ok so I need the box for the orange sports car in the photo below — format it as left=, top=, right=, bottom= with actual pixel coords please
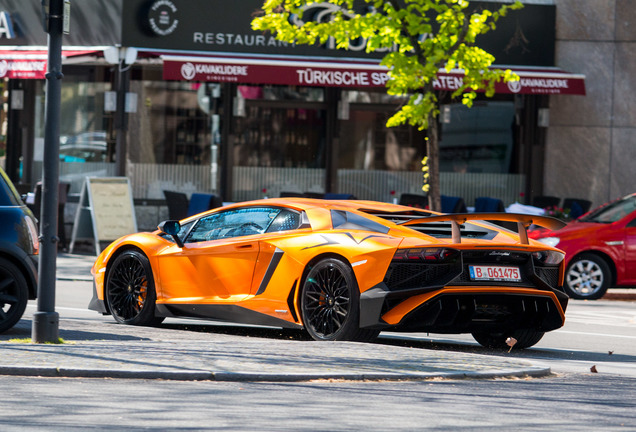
left=90, top=198, right=568, bottom=349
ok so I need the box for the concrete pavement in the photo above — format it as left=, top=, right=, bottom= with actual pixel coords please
left=0, top=253, right=632, bottom=382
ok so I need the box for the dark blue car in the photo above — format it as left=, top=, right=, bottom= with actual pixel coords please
left=0, top=167, right=38, bottom=333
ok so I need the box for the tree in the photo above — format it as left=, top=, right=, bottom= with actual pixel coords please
left=252, top=0, right=522, bottom=211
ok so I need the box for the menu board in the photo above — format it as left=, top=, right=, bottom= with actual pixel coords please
left=88, top=178, right=137, bottom=241
left=70, top=177, right=137, bottom=254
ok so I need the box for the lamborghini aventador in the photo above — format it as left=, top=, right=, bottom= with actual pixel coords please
left=90, top=198, right=568, bottom=349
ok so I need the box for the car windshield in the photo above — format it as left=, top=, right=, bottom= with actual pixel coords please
left=579, top=195, right=636, bottom=223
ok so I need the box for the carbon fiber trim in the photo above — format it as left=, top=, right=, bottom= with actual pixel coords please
left=255, top=248, right=284, bottom=296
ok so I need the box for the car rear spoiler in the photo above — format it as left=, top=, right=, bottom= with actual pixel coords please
left=400, top=213, right=566, bottom=245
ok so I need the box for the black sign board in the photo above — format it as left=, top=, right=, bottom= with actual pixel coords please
left=122, top=0, right=555, bottom=66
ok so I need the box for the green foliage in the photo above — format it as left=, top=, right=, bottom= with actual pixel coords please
left=8, top=337, right=67, bottom=344
left=253, top=0, right=522, bottom=129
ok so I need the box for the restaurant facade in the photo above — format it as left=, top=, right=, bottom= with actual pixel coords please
left=0, top=0, right=589, bottom=217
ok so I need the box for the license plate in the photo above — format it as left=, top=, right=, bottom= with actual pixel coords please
left=469, top=265, right=521, bottom=282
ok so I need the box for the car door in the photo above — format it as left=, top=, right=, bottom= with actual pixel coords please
left=156, top=207, right=278, bottom=303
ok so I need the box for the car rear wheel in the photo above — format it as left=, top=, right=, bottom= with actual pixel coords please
left=472, top=329, right=545, bottom=350
left=564, top=253, right=611, bottom=300
left=106, top=250, right=164, bottom=326
left=301, top=258, right=378, bottom=342
left=0, top=257, right=29, bottom=333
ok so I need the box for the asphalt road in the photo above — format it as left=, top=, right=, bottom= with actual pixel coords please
left=1, top=364, right=634, bottom=431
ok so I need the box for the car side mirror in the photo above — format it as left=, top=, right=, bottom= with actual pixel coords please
left=158, top=220, right=184, bottom=248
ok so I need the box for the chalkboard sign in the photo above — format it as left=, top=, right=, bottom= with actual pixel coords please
left=70, top=177, right=138, bottom=254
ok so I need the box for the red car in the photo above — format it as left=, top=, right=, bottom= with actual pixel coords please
left=531, top=193, right=636, bottom=299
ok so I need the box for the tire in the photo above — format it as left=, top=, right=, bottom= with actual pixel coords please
left=0, top=257, right=29, bottom=333
left=564, top=253, right=611, bottom=300
left=300, top=258, right=378, bottom=342
left=472, top=329, right=545, bottom=350
left=106, top=250, right=164, bottom=326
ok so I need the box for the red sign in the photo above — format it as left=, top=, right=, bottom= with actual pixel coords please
left=0, top=58, right=46, bottom=79
left=163, top=57, right=389, bottom=88
left=435, top=70, right=586, bottom=96
left=163, top=56, right=586, bottom=96
left=0, top=50, right=103, bottom=80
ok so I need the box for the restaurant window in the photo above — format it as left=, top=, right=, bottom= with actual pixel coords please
left=232, top=85, right=326, bottom=168
left=34, top=69, right=113, bottom=163
left=439, top=101, right=516, bottom=173
left=338, top=90, right=424, bottom=171
left=127, top=80, right=212, bottom=165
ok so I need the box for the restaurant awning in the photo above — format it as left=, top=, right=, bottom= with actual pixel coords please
left=162, top=54, right=586, bottom=96
left=0, top=49, right=103, bottom=79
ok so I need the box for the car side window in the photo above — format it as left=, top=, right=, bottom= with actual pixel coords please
left=186, top=207, right=290, bottom=243
left=266, top=209, right=301, bottom=233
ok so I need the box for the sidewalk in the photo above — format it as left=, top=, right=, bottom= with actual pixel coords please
left=1, top=314, right=551, bottom=382
left=0, top=253, right=630, bottom=383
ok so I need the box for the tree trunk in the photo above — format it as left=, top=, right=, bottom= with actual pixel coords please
left=426, top=112, right=441, bottom=212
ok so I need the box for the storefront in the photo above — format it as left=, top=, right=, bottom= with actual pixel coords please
left=0, top=0, right=586, bottom=209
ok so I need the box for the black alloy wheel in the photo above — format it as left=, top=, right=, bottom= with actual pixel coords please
left=106, top=250, right=164, bottom=326
left=0, top=257, right=29, bottom=333
left=301, top=258, right=378, bottom=342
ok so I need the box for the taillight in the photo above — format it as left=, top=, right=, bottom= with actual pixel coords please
left=532, top=250, right=564, bottom=265
left=393, top=247, right=459, bottom=262
left=24, top=215, right=39, bottom=255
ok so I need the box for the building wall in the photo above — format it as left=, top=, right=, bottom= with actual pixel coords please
left=547, top=0, right=636, bottom=207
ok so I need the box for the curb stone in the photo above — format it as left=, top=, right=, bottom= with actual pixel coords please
left=0, top=365, right=552, bottom=382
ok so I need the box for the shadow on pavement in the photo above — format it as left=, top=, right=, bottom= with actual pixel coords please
left=160, top=322, right=313, bottom=341
left=376, top=333, right=636, bottom=365
left=0, top=319, right=150, bottom=342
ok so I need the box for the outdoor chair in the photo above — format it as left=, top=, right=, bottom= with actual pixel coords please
left=441, top=195, right=467, bottom=213
left=163, top=190, right=189, bottom=220
left=324, top=193, right=356, bottom=200
left=280, top=191, right=304, bottom=197
left=563, top=198, right=592, bottom=219
left=474, top=197, right=506, bottom=213
left=31, top=182, right=70, bottom=250
left=532, top=195, right=561, bottom=209
left=399, top=193, right=428, bottom=209
left=187, top=193, right=223, bottom=217
left=303, top=192, right=326, bottom=199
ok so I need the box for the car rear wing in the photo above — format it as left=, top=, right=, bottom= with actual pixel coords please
left=400, top=213, right=566, bottom=245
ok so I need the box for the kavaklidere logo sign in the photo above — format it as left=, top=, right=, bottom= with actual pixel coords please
left=507, top=80, right=522, bottom=93
left=0, top=60, right=8, bottom=77
left=147, top=0, right=179, bottom=36
left=181, top=62, right=196, bottom=80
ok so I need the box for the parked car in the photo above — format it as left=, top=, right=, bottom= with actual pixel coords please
left=531, top=193, right=636, bottom=300
left=90, top=198, right=568, bottom=349
left=0, top=167, right=39, bottom=332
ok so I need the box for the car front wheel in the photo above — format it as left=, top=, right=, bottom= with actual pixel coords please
left=564, top=253, right=611, bottom=300
left=106, top=250, right=164, bottom=326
